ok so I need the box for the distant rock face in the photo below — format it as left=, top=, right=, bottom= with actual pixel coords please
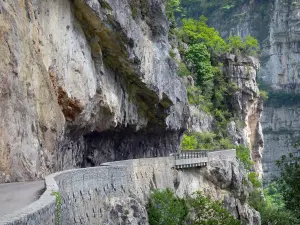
left=260, top=0, right=300, bottom=90
left=261, top=106, right=300, bottom=181
left=0, top=0, right=189, bottom=182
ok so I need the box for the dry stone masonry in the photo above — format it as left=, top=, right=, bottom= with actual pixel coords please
left=0, top=150, right=260, bottom=225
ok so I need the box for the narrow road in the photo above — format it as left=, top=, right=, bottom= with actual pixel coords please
left=0, top=181, right=44, bottom=217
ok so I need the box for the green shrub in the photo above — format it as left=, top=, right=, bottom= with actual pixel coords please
left=248, top=172, right=262, bottom=188
left=178, top=61, right=191, bottom=77
left=219, top=138, right=234, bottom=149
left=181, top=132, right=234, bottom=150
left=187, top=87, right=212, bottom=113
left=244, top=35, right=260, bottom=55
left=186, top=192, right=241, bottom=225
left=196, top=132, right=217, bottom=150
left=181, top=134, right=198, bottom=150
left=259, top=90, right=268, bottom=101
left=147, top=189, right=240, bottom=225
left=132, top=7, right=138, bottom=19
left=169, top=49, right=176, bottom=58
left=249, top=183, right=300, bottom=225
left=236, top=145, right=253, bottom=170
left=147, top=189, right=188, bottom=225
left=227, top=35, right=244, bottom=54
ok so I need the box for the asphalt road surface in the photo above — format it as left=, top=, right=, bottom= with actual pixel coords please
left=0, top=181, right=44, bottom=217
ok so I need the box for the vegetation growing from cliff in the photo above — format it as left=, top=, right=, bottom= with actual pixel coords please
left=147, top=189, right=188, bottom=225
left=181, top=132, right=234, bottom=150
left=181, top=17, right=259, bottom=55
left=236, top=145, right=253, bottom=170
left=248, top=153, right=300, bottom=225
left=171, top=12, right=259, bottom=138
left=249, top=182, right=300, bottom=225
left=258, top=80, right=300, bottom=107
left=276, top=153, right=300, bottom=218
left=147, top=189, right=240, bottom=225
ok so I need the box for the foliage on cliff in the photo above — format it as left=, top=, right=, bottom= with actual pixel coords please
left=248, top=154, right=300, bottom=225
left=171, top=10, right=259, bottom=139
left=147, top=189, right=240, bottom=225
left=276, top=154, right=300, bottom=218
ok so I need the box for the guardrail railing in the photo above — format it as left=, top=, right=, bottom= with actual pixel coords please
left=171, top=150, right=209, bottom=169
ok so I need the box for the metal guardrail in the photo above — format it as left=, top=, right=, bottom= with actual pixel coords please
left=171, top=149, right=236, bottom=169
left=171, top=150, right=209, bottom=169
left=172, top=151, right=208, bottom=160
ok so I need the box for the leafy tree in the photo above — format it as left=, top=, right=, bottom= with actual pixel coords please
left=181, top=134, right=198, bottom=150
left=182, top=16, right=228, bottom=53
left=186, top=192, right=240, bottom=225
left=166, top=0, right=181, bottom=22
left=147, top=189, right=188, bottom=225
left=227, top=35, right=244, bottom=54
left=248, top=172, right=261, bottom=188
left=276, top=153, right=300, bottom=217
left=249, top=182, right=300, bottom=225
left=185, top=43, right=214, bottom=89
left=147, top=190, right=240, bottom=225
left=227, top=35, right=259, bottom=55
left=244, top=35, right=259, bottom=55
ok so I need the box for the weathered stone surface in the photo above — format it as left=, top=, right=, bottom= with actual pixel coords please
left=0, top=0, right=189, bottom=182
left=0, top=156, right=259, bottom=225
left=261, top=106, right=300, bottom=181
left=102, top=197, right=148, bottom=225
left=222, top=54, right=264, bottom=176
left=187, top=105, right=214, bottom=133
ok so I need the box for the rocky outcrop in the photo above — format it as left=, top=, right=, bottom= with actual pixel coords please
left=222, top=54, right=264, bottom=175
left=0, top=0, right=189, bottom=182
left=185, top=54, right=264, bottom=175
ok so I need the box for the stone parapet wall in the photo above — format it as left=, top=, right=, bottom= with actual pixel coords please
left=0, top=150, right=237, bottom=225
left=208, top=150, right=236, bottom=162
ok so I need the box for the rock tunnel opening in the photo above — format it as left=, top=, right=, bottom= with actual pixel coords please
left=82, top=129, right=183, bottom=168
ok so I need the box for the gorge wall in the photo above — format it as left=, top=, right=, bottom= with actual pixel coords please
left=0, top=0, right=189, bottom=183
left=189, top=0, right=300, bottom=182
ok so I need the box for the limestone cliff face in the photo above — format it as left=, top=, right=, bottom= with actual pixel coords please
left=192, top=0, right=300, bottom=182
left=261, top=106, right=300, bottom=181
left=222, top=55, right=264, bottom=175
left=187, top=54, right=264, bottom=175
left=0, top=0, right=189, bottom=182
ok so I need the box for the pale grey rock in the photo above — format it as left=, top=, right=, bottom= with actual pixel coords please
left=222, top=54, right=264, bottom=176
left=187, top=106, right=214, bottom=133
left=262, top=106, right=300, bottom=182
left=0, top=0, right=189, bottom=182
left=227, top=121, right=243, bottom=146
left=102, top=197, right=148, bottom=225
left=260, top=0, right=300, bottom=90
